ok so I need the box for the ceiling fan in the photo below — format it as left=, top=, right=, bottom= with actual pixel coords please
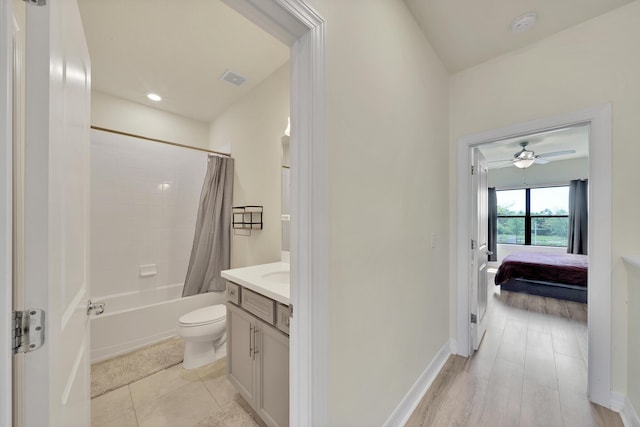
left=491, top=141, right=576, bottom=169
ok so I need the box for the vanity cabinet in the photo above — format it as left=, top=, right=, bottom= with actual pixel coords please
left=227, top=300, right=289, bottom=427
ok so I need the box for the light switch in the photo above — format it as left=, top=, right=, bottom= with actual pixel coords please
left=431, top=233, right=438, bottom=249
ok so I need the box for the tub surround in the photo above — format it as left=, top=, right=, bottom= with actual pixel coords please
left=221, top=262, right=290, bottom=305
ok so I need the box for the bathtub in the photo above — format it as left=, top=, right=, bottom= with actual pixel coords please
left=90, top=283, right=224, bottom=362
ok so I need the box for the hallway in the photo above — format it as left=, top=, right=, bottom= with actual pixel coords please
left=406, top=283, right=623, bottom=427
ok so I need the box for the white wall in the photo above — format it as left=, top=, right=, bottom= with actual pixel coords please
left=90, top=129, right=206, bottom=299
left=624, top=259, right=640, bottom=422
left=488, top=157, right=588, bottom=189
left=307, top=1, right=450, bottom=425
left=450, top=0, right=640, bottom=399
left=91, top=91, right=210, bottom=150
left=209, top=64, right=289, bottom=268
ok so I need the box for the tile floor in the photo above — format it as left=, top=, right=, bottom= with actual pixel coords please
left=406, top=277, right=623, bottom=427
left=91, top=357, right=267, bottom=427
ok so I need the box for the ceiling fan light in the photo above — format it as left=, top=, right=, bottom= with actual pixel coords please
left=514, top=158, right=535, bottom=169
left=517, top=151, right=535, bottom=160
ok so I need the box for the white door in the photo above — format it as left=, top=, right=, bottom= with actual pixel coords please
left=21, top=1, right=92, bottom=426
left=470, top=148, right=489, bottom=350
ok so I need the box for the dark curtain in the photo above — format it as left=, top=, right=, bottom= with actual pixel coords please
left=488, top=187, right=497, bottom=262
left=183, top=155, right=234, bottom=296
left=567, top=179, right=588, bottom=255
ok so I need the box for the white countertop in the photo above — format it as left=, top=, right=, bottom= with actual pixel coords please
left=221, top=262, right=290, bottom=305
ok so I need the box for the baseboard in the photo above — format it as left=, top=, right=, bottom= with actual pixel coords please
left=449, top=338, right=457, bottom=355
left=611, top=392, right=626, bottom=412
left=621, top=396, right=640, bottom=427
left=383, top=340, right=451, bottom=427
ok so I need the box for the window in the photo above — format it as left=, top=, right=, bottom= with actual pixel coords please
left=497, top=186, right=569, bottom=247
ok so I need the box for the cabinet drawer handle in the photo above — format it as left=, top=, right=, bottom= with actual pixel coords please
left=253, top=327, right=259, bottom=360
left=249, top=324, right=253, bottom=358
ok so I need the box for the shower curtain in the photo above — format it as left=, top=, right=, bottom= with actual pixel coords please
left=182, top=155, right=234, bottom=296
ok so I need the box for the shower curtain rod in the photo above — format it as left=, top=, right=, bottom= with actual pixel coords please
left=91, top=126, right=232, bottom=157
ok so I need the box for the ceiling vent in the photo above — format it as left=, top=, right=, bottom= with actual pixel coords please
left=220, top=69, right=247, bottom=87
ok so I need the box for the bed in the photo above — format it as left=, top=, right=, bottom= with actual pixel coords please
left=494, top=252, right=588, bottom=303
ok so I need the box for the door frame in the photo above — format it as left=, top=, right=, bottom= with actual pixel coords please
left=222, top=1, right=328, bottom=425
left=1, top=0, right=15, bottom=425
left=455, top=105, right=612, bottom=408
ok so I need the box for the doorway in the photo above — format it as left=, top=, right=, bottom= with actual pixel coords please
left=455, top=105, right=612, bottom=408
left=7, top=0, right=327, bottom=426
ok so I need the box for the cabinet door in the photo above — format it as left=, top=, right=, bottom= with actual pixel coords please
left=227, top=303, right=256, bottom=404
left=256, top=321, right=290, bottom=427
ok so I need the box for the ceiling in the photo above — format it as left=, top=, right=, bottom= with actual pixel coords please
left=78, top=0, right=632, bottom=124
left=77, top=0, right=289, bottom=123
left=477, top=125, right=589, bottom=170
left=404, top=0, right=634, bottom=72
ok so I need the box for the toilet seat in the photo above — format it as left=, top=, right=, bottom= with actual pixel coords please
left=178, top=305, right=226, bottom=327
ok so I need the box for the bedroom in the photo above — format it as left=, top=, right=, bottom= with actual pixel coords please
left=482, top=124, right=589, bottom=302
left=474, top=123, right=590, bottom=410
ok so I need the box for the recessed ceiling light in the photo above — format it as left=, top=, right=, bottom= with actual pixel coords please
left=511, top=12, right=537, bottom=33
left=147, top=93, right=162, bottom=102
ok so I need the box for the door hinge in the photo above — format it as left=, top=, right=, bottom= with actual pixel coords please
left=471, top=239, right=476, bottom=250
left=470, top=313, right=477, bottom=324
left=23, top=0, right=46, bottom=6
left=471, top=165, right=475, bottom=175
left=12, top=309, right=45, bottom=354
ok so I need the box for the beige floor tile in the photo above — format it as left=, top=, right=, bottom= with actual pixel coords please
left=470, top=381, right=522, bottom=427
left=524, top=351, right=558, bottom=390
left=406, top=282, right=623, bottom=427
left=526, top=329, right=554, bottom=360
left=527, top=310, right=552, bottom=333
left=502, top=319, right=528, bottom=347
left=496, top=339, right=526, bottom=366
left=560, top=390, right=598, bottom=427
left=195, top=358, right=227, bottom=382
left=489, top=357, right=524, bottom=391
left=552, top=328, right=584, bottom=359
left=430, top=372, right=489, bottom=426
left=135, top=381, right=221, bottom=427
left=193, top=400, right=259, bottom=427
left=479, top=327, right=504, bottom=356
left=129, top=364, right=201, bottom=408
left=91, top=408, right=138, bottom=427
left=464, top=346, right=496, bottom=380
left=91, top=385, right=133, bottom=426
left=555, top=353, right=587, bottom=395
left=203, top=376, right=241, bottom=408
left=520, top=382, right=563, bottom=427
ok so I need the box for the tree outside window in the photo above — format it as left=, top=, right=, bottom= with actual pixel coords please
left=497, top=186, right=569, bottom=247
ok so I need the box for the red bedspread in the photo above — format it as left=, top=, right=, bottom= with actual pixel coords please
left=495, top=252, right=588, bottom=288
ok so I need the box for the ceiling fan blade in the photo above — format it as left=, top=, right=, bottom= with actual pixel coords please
left=537, top=149, right=576, bottom=159
left=489, top=158, right=513, bottom=163
left=498, top=161, right=515, bottom=169
left=534, top=158, right=549, bottom=165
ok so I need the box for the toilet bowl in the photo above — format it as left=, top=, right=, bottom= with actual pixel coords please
left=177, top=304, right=227, bottom=369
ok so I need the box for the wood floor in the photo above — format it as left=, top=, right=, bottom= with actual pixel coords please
left=405, top=284, right=623, bottom=427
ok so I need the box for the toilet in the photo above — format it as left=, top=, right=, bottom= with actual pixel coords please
left=177, top=304, right=227, bottom=369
